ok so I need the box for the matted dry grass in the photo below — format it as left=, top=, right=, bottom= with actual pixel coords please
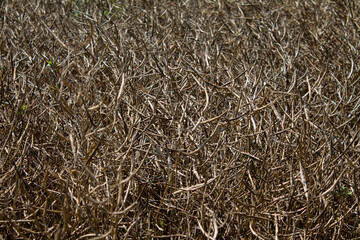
left=1, top=0, right=360, bottom=239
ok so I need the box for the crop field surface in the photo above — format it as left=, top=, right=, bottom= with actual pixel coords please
left=1, top=0, right=360, bottom=239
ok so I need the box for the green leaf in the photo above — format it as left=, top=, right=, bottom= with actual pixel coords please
left=20, top=104, right=27, bottom=115
left=336, top=183, right=352, bottom=197
left=46, top=58, right=56, bottom=68
left=159, top=220, right=164, bottom=228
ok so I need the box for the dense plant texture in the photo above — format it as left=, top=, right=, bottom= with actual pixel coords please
left=1, top=0, right=360, bottom=239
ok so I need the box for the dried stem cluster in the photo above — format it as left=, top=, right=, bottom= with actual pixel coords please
left=1, top=0, right=360, bottom=239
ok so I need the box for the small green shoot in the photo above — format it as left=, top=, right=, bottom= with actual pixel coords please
left=335, top=183, right=352, bottom=197
left=51, top=85, right=59, bottom=93
left=19, top=104, right=27, bottom=115
left=159, top=220, right=165, bottom=229
left=73, top=11, right=81, bottom=17
left=46, top=58, right=56, bottom=68
left=103, top=1, right=124, bottom=18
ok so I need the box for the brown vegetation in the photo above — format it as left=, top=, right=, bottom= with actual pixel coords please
left=1, top=0, right=360, bottom=239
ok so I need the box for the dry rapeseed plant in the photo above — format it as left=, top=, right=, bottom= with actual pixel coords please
left=0, top=0, right=360, bottom=239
